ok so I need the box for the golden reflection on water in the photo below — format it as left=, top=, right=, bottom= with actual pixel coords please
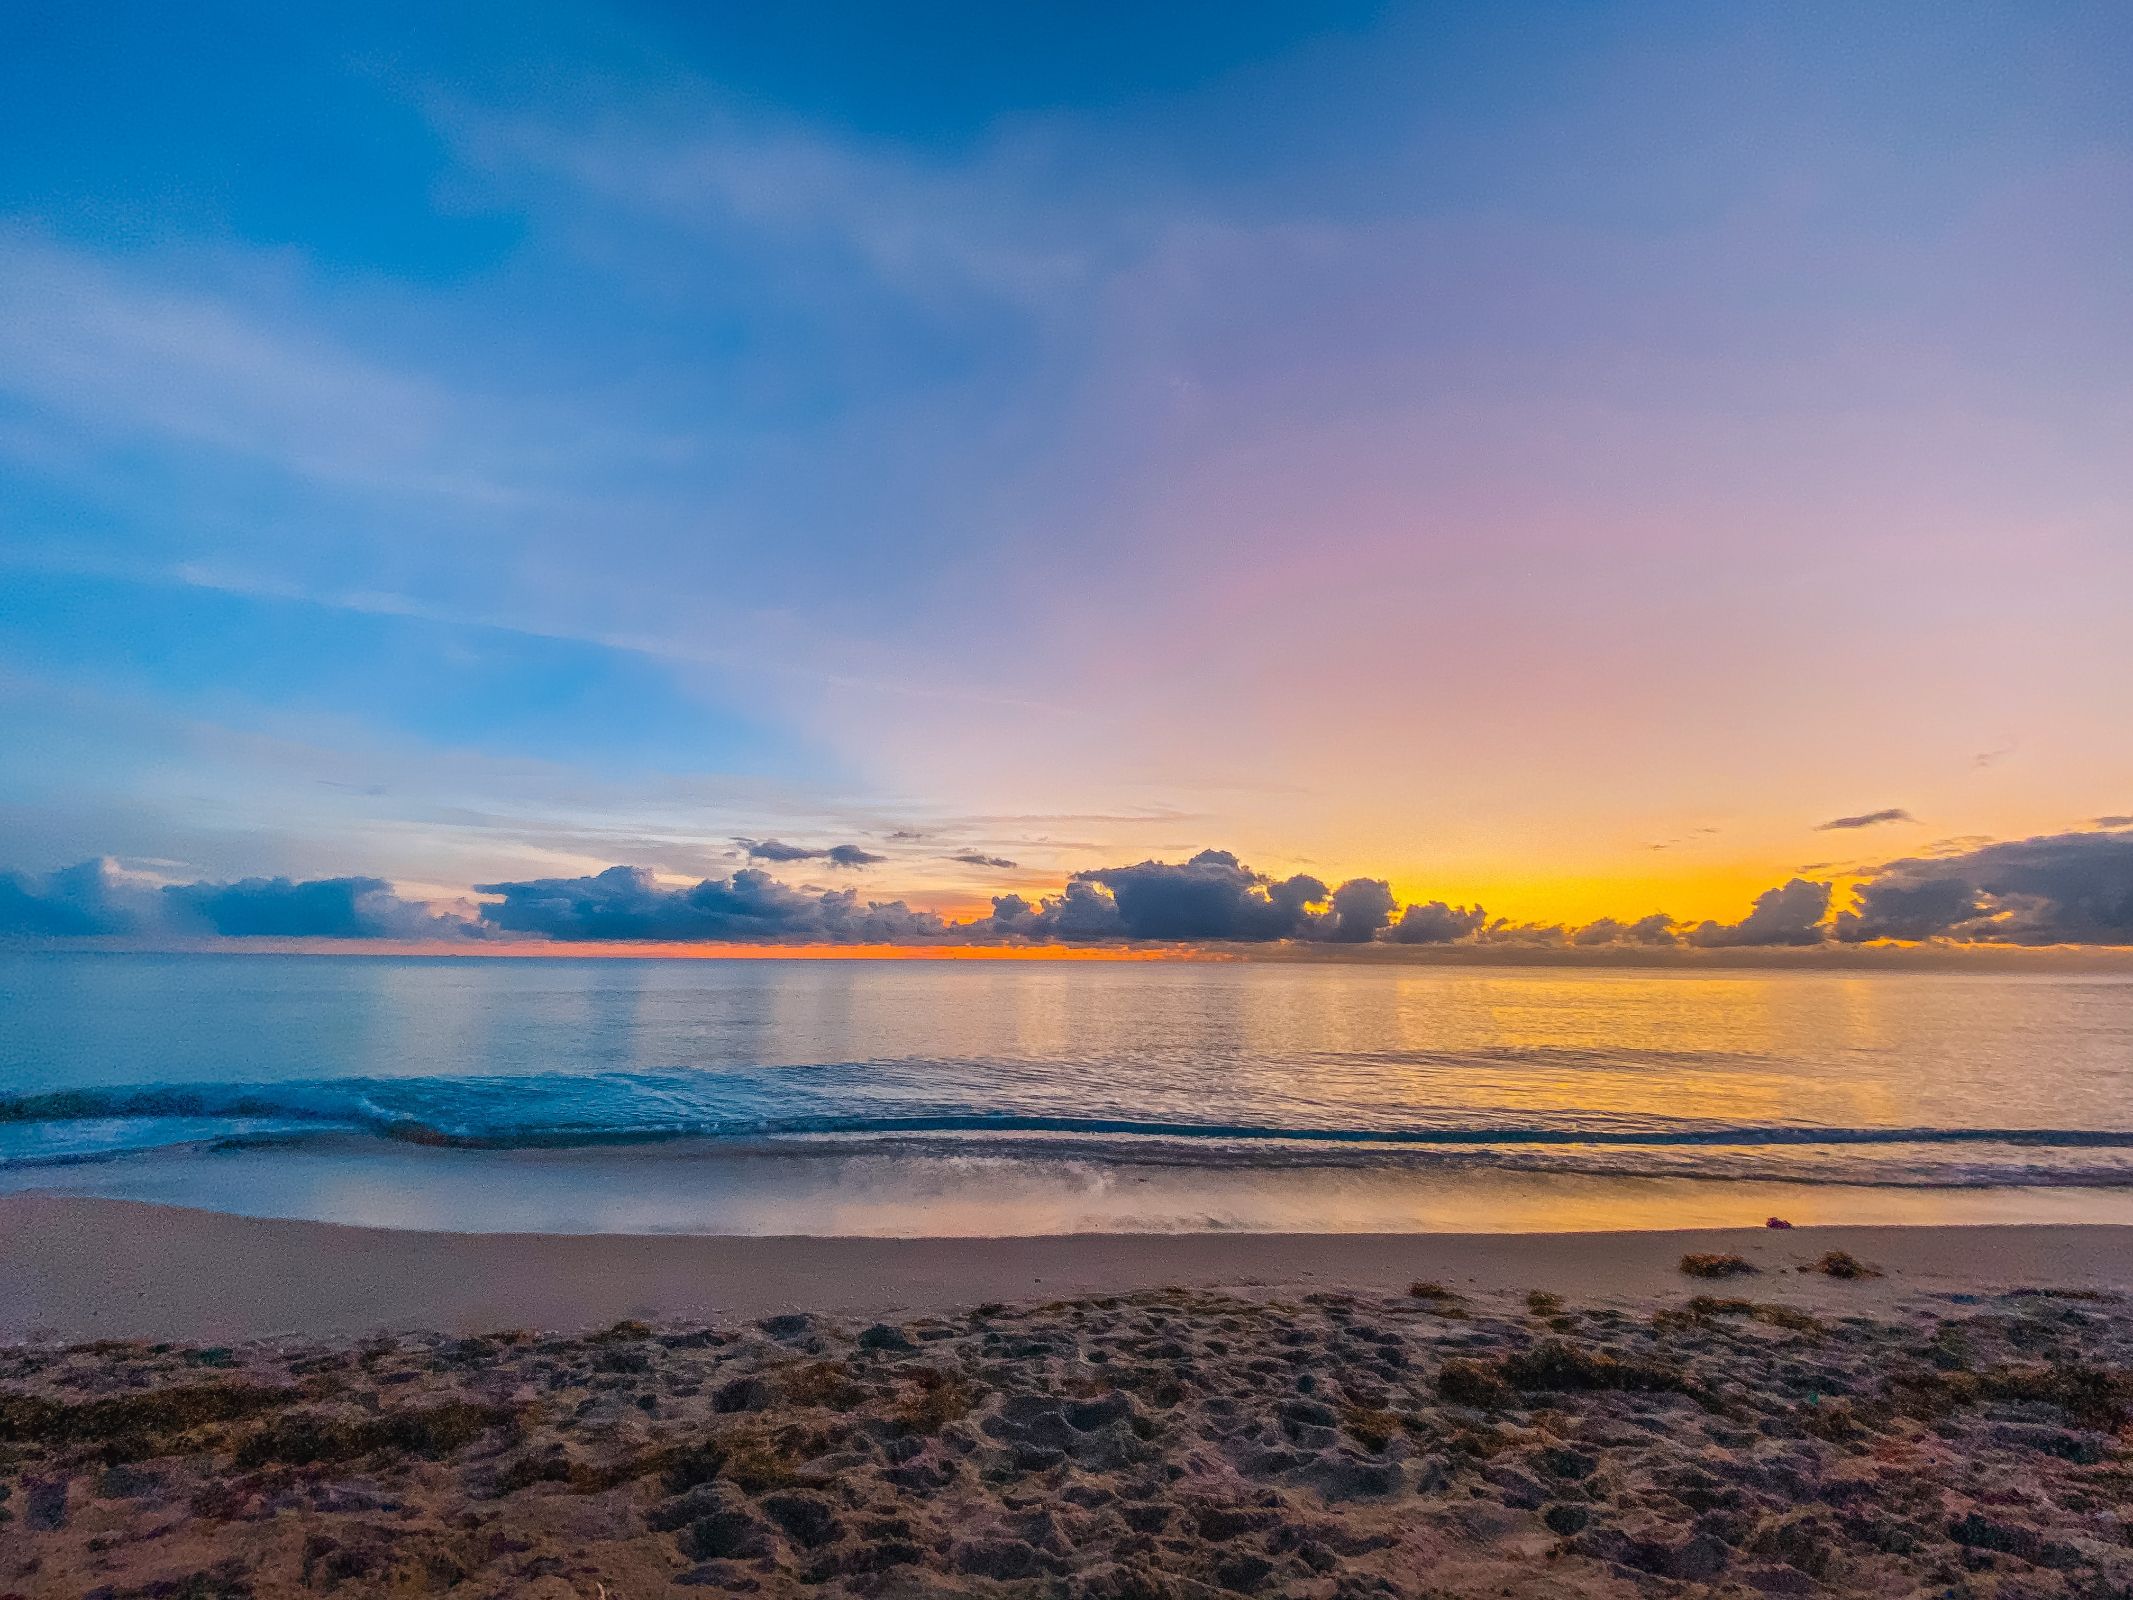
left=219, top=958, right=2124, bottom=1144
left=10, top=956, right=2133, bottom=1235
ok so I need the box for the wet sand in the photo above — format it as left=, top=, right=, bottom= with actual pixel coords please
left=5, top=1194, right=2131, bottom=1343
left=3, top=1198, right=2132, bottom=1599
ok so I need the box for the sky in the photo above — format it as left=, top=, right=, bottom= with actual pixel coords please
left=1, top=1, right=2129, bottom=951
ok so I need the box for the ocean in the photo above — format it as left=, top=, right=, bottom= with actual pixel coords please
left=4, top=951, right=2131, bottom=1235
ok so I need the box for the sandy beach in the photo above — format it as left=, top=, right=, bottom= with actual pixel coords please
left=4, top=1195, right=2133, bottom=1343
left=4, top=1199, right=2132, bottom=1598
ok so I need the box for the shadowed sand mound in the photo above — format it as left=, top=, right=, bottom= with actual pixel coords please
left=4, top=1279, right=2132, bottom=1598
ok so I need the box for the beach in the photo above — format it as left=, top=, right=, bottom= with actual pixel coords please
left=5, top=1196, right=2133, bottom=1342
left=5, top=1198, right=2132, bottom=1598
left=9, top=962, right=2133, bottom=1597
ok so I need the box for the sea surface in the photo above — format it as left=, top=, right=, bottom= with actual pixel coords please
left=4, top=952, right=2132, bottom=1235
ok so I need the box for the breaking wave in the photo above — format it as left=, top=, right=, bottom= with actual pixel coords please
left=7, top=1072, right=2133, bottom=1189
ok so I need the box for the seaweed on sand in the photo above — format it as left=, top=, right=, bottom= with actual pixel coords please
left=892, top=1368, right=976, bottom=1435
left=1801, top=1250, right=1880, bottom=1279
left=229, top=1400, right=516, bottom=1468
left=0, top=1381, right=297, bottom=1461
left=1437, top=1339, right=1690, bottom=1407
left=1671, top=1297, right=1824, bottom=1333
left=1679, top=1252, right=1758, bottom=1279
left=1498, top=1339, right=1689, bottom=1395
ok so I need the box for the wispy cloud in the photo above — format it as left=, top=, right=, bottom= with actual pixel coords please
left=735, top=838, right=885, bottom=868
left=1644, top=824, right=1721, bottom=852
left=0, top=230, right=532, bottom=506
left=440, top=95, right=1111, bottom=313
left=0, top=544, right=1067, bottom=714
left=1816, top=808, right=1915, bottom=831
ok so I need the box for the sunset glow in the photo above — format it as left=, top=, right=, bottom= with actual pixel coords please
left=1, top=3, right=2126, bottom=955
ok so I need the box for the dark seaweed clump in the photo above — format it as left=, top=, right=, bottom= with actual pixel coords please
left=1438, top=1339, right=1688, bottom=1406
left=0, top=1382, right=296, bottom=1461
left=230, top=1401, right=515, bottom=1468
left=1679, top=1252, right=1758, bottom=1279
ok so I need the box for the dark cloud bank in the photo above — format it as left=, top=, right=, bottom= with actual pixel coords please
left=1838, top=830, right=2133, bottom=944
left=4, top=827, right=2130, bottom=951
left=479, top=866, right=944, bottom=942
left=0, top=862, right=461, bottom=941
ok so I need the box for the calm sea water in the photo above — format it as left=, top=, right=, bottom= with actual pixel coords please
left=4, top=953, right=2132, bottom=1234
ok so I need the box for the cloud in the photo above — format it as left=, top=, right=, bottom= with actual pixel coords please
left=1326, top=878, right=1397, bottom=944
left=1835, top=874, right=1987, bottom=943
left=0, top=229, right=529, bottom=507
left=736, top=838, right=886, bottom=868
left=735, top=837, right=821, bottom=863
left=1815, top=808, right=1915, bottom=831
left=160, top=875, right=460, bottom=939
left=948, top=851, right=1019, bottom=869
left=0, top=859, right=144, bottom=936
left=1072, top=849, right=1329, bottom=941
left=1573, top=913, right=1678, bottom=947
left=983, top=880, right=1125, bottom=941
left=1386, top=900, right=1488, bottom=945
left=976, top=850, right=1394, bottom=944
left=12, top=829, right=2129, bottom=952
left=474, top=865, right=946, bottom=943
left=454, top=102, right=1099, bottom=313
left=1838, top=830, right=2133, bottom=945
left=1645, top=825, right=1721, bottom=853
left=1921, top=834, right=1994, bottom=857
left=1688, top=878, right=1833, bottom=947
left=2096, top=816, right=2133, bottom=830
left=0, top=859, right=460, bottom=940
left=1478, top=918, right=1569, bottom=947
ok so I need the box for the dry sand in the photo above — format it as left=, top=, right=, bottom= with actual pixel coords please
left=3, top=1197, right=2132, bottom=1599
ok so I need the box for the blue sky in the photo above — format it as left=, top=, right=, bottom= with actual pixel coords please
left=2, top=1, right=2128, bottom=927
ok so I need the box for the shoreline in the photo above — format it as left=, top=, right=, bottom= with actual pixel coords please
left=6, top=1192, right=2131, bottom=1342
left=15, top=1136, right=2133, bottom=1240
